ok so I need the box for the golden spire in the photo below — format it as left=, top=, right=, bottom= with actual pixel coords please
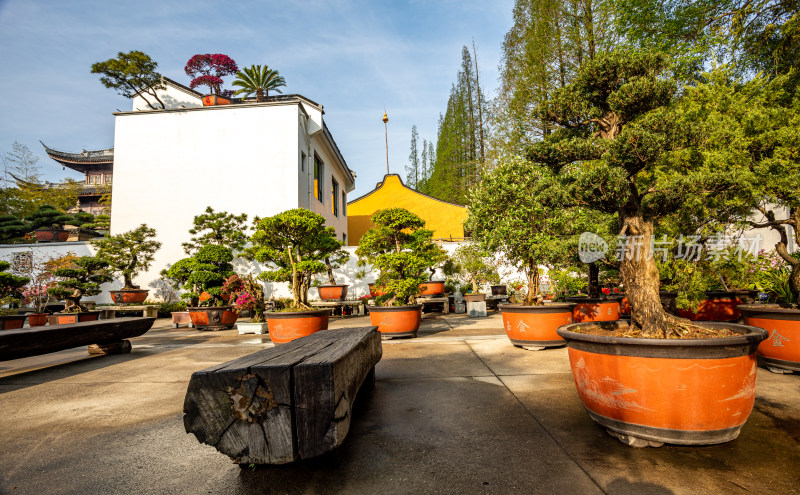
left=383, top=108, right=389, bottom=175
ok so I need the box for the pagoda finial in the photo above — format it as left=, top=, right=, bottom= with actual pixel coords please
left=383, top=108, right=389, bottom=175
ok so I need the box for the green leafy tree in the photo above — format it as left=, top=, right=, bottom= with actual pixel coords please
left=91, top=50, right=166, bottom=110
left=48, top=256, right=112, bottom=312
left=182, top=206, right=248, bottom=255
left=25, top=204, right=72, bottom=231
left=81, top=214, right=111, bottom=232
left=249, top=208, right=344, bottom=309
left=163, top=245, right=235, bottom=307
left=232, top=65, right=286, bottom=102
left=93, top=224, right=162, bottom=289
left=448, top=243, right=500, bottom=293
left=356, top=208, right=447, bottom=306
left=466, top=156, right=590, bottom=305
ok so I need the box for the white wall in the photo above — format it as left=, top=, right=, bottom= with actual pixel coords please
left=112, top=103, right=302, bottom=289
left=132, top=80, right=203, bottom=111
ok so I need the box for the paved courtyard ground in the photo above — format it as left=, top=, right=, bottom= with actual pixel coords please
left=0, top=311, right=798, bottom=494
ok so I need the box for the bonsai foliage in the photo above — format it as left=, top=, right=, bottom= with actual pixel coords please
left=0, top=260, right=29, bottom=314
left=93, top=224, right=162, bottom=289
left=91, top=50, right=166, bottom=110
left=466, top=156, right=588, bottom=305
left=185, top=54, right=238, bottom=95
left=82, top=214, right=111, bottom=232
left=448, top=243, right=500, bottom=294
left=14, top=250, right=77, bottom=313
left=323, top=249, right=351, bottom=286
left=232, top=65, right=286, bottom=102
left=48, top=256, right=112, bottom=312
left=182, top=206, right=248, bottom=255
left=356, top=208, right=446, bottom=306
left=25, top=204, right=72, bottom=231
left=527, top=50, right=749, bottom=337
left=249, top=208, right=344, bottom=309
left=0, top=214, right=29, bottom=243
left=224, top=274, right=267, bottom=322
left=164, top=245, right=235, bottom=307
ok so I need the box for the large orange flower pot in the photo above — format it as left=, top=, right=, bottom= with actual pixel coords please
left=368, top=283, right=385, bottom=298
left=565, top=297, right=620, bottom=322
left=678, top=290, right=757, bottom=322
left=34, top=228, right=69, bottom=243
left=27, top=313, right=49, bottom=327
left=267, top=309, right=330, bottom=344
left=53, top=311, right=101, bottom=324
left=556, top=321, right=767, bottom=447
left=740, top=304, right=800, bottom=374
left=318, top=284, right=348, bottom=301
left=369, top=305, right=422, bottom=339
left=418, top=280, right=445, bottom=297
left=499, top=303, right=575, bottom=348
left=109, top=289, right=149, bottom=305
left=188, top=306, right=238, bottom=331
left=0, top=315, right=27, bottom=330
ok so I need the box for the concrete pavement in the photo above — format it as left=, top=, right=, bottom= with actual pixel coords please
left=0, top=312, right=798, bottom=494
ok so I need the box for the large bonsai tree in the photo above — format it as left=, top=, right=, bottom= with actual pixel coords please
left=447, top=243, right=500, bottom=294
left=93, top=224, right=162, bottom=290
left=48, top=256, right=112, bottom=312
left=91, top=50, right=166, bottom=110
left=163, top=245, right=235, bottom=307
left=249, top=208, right=344, bottom=309
left=0, top=260, right=29, bottom=313
left=0, top=215, right=30, bottom=243
left=25, top=204, right=72, bottom=231
left=466, top=156, right=591, bottom=305
left=528, top=50, right=744, bottom=337
left=182, top=206, right=248, bottom=255
left=233, top=65, right=286, bottom=102
left=356, top=208, right=446, bottom=306
left=185, top=54, right=238, bottom=96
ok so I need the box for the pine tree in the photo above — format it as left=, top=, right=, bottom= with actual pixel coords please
left=406, top=125, right=420, bottom=188
left=419, top=139, right=428, bottom=192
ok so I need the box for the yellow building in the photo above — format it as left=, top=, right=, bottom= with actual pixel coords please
left=346, top=174, right=468, bottom=245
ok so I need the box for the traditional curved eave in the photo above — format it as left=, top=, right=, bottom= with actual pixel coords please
left=40, top=141, right=113, bottom=174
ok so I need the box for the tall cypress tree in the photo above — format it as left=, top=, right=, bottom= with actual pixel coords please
left=406, top=125, right=420, bottom=188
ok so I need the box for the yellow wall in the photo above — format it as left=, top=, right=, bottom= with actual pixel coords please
left=347, top=174, right=468, bottom=245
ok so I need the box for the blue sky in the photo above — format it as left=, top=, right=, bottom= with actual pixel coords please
left=0, top=0, right=513, bottom=199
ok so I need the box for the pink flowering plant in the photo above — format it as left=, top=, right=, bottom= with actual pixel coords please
left=223, top=274, right=267, bottom=322
left=185, top=54, right=238, bottom=95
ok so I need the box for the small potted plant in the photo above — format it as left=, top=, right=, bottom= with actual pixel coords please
left=47, top=256, right=112, bottom=323
left=356, top=208, right=446, bottom=339
left=317, top=249, right=351, bottom=301
left=25, top=204, right=73, bottom=243
left=248, top=208, right=342, bottom=344
left=0, top=260, right=30, bottom=330
left=447, top=243, right=500, bottom=303
left=164, top=245, right=238, bottom=331
left=93, top=224, right=162, bottom=305
left=224, top=274, right=269, bottom=335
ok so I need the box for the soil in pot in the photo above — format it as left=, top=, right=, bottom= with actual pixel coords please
left=267, top=309, right=330, bottom=344
left=739, top=304, right=800, bottom=374
left=499, top=303, right=574, bottom=349
left=369, top=305, right=422, bottom=339
left=557, top=320, right=767, bottom=447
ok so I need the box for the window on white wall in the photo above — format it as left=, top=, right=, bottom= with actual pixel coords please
left=301, top=152, right=306, bottom=172
left=331, top=178, right=339, bottom=217
left=342, top=192, right=346, bottom=216
left=314, top=156, right=323, bottom=202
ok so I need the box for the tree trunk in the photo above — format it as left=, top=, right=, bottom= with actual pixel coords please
left=771, top=208, right=800, bottom=305
left=588, top=262, right=599, bottom=298
left=256, top=88, right=265, bottom=103
left=524, top=262, right=540, bottom=306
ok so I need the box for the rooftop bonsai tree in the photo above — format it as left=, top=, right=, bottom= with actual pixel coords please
left=25, top=204, right=72, bottom=231
left=93, top=224, right=162, bottom=290
left=355, top=208, right=446, bottom=306
left=249, top=208, right=344, bottom=310
left=91, top=50, right=166, bottom=110
left=527, top=50, right=747, bottom=337
left=447, top=243, right=500, bottom=294
left=182, top=206, right=248, bottom=255
left=185, top=54, right=238, bottom=96
left=163, top=245, right=235, bottom=307
left=466, top=156, right=589, bottom=306
left=47, top=256, right=112, bottom=312
left=233, top=65, right=286, bottom=103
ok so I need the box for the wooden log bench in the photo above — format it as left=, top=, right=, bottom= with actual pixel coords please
left=0, top=317, right=156, bottom=361
left=98, top=305, right=159, bottom=319
left=183, top=326, right=382, bottom=465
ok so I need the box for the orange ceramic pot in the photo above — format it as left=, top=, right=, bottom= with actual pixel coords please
left=566, top=297, right=620, bottom=322
left=619, top=292, right=677, bottom=317
left=109, top=289, right=149, bottom=305
left=0, top=315, right=27, bottom=330
left=740, top=304, right=800, bottom=373
left=318, top=284, right=348, bottom=301
left=267, top=309, right=330, bottom=344
left=53, top=311, right=101, bottom=324
left=368, top=283, right=385, bottom=298
left=678, top=291, right=757, bottom=322
left=369, top=305, right=422, bottom=339
left=188, top=306, right=238, bottom=331
left=499, top=303, right=575, bottom=348
left=34, top=228, right=69, bottom=243
left=27, top=313, right=48, bottom=327
left=418, top=280, right=445, bottom=297
left=557, top=321, right=767, bottom=446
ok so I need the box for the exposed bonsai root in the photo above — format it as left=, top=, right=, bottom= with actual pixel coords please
left=624, top=313, right=734, bottom=339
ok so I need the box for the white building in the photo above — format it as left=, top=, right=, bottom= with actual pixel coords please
left=111, top=78, right=356, bottom=289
